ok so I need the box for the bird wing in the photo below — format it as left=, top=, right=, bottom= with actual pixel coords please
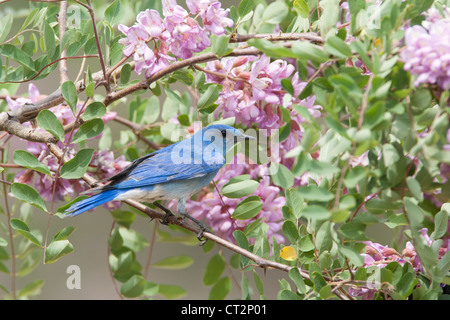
left=103, top=142, right=225, bottom=190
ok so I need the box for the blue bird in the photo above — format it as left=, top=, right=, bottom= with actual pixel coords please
left=64, top=124, right=254, bottom=238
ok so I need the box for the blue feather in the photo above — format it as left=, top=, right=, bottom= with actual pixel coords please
left=65, top=189, right=122, bottom=216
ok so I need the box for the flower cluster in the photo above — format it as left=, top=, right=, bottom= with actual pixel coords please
left=184, top=155, right=286, bottom=244
left=349, top=227, right=450, bottom=299
left=9, top=84, right=128, bottom=203
left=118, top=0, right=233, bottom=78
left=401, top=8, right=450, bottom=90
left=205, top=55, right=321, bottom=130
left=204, top=55, right=321, bottom=188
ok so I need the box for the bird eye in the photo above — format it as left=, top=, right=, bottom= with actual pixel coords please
left=220, top=129, right=227, bottom=138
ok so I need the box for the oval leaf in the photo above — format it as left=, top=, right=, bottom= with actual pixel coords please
left=120, top=274, right=146, bottom=298
left=71, top=118, right=104, bottom=143
left=82, top=101, right=106, bottom=121
left=13, top=150, right=51, bottom=175
left=232, top=196, right=263, bottom=220
left=62, top=81, right=78, bottom=114
left=203, top=254, right=226, bottom=286
left=221, top=179, right=259, bottom=198
left=11, top=183, right=47, bottom=212
left=60, top=149, right=94, bottom=179
left=10, top=218, right=41, bottom=246
left=153, top=255, right=193, bottom=270
left=44, top=240, right=74, bottom=264
left=37, top=109, right=65, bottom=142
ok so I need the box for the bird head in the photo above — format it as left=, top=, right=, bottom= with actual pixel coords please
left=201, top=124, right=255, bottom=151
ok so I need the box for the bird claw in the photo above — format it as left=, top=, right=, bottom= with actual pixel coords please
left=153, top=201, right=211, bottom=244
left=196, top=228, right=209, bottom=246
left=152, top=201, right=174, bottom=225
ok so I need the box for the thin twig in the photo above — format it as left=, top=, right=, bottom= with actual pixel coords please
left=58, top=0, right=70, bottom=84
left=1, top=149, right=15, bottom=299
left=85, top=0, right=110, bottom=92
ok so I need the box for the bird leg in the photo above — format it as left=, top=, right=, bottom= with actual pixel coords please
left=154, top=200, right=211, bottom=245
left=178, top=211, right=212, bottom=245
left=152, top=201, right=175, bottom=225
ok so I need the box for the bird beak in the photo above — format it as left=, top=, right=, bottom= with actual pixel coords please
left=244, top=135, right=255, bottom=141
left=236, top=134, right=255, bottom=142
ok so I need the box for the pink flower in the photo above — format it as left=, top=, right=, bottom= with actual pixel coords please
left=402, top=16, right=450, bottom=90
left=120, top=0, right=233, bottom=76
left=118, top=24, right=149, bottom=57
left=136, top=9, right=166, bottom=38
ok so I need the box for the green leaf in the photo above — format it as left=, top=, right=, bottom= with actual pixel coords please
left=36, top=109, right=65, bottom=142
left=325, top=35, right=352, bottom=58
left=269, top=163, right=294, bottom=189
left=338, top=222, right=369, bottom=240
left=0, top=44, right=35, bottom=71
left=279, top=289, right=302, bottom=300
left=404, top=197, right=424, bottom=229
left=120, top=274, right=146, bottom=298
left=344, top=166, right=367, bottom=188
left=289, top=268, right=307, bottom=294
left=297, top=185, right=334, bottom=202
left=211, top=34, right=230, bottom=57
left=198, top=85, right=220, bottom=110
left=158, top=284, right=186, bottom=299
left=301, top=205, right=331, bottom=220
left=53, top=226, right=75, bottom=241
left=431, top=208, right=449, bottom=240
left=299, top=234, right=315, bottom=252
left=82, top=101, right=106, bottom=121
left=253, top=271, right=265, bottom=296
left=11, top=183, right=47, bottom=212
left=209, top=277, right=231, bottom=300
left=105, top=0, right=125, bottom=25
left=10, top=219, right=41, bottom=246
left=44, top=240, right=74, bottom=264
left=232, top=196, right=263, bottom=220
left=118, top=227, right=148, bottom=252
left=13, top=150, right=51, bottom=175
left=43, top=19, right=56, bottom=58
left=339, top=245, right=364, bottom=266
left=142, top=281, right=159, bottom=296
left=293, top=0, right=310, bottom=19
left=153, top=255, right=193, bottom=270
left=247, top=39, right=297, bottom=59
left=396, top=270, right=417, bottom=298
left=85, top=82, right=95, bottom=98
left=62, top=81, right=78, bottom=114
left=406, top=177, right=423, bottom=203
left=17, top=280, right=44, bottom=298
left=71, top=119, right=104, bottom=143
left=238, top=0, right=254, bottom=17
left=382, top=143, right=400, bottom=167
left=319, top=284, right=336, bottom=299
left=221, top=179, right=259, bottom=198
left=282, top=220, right=299, bottom=243
left=291, top=41, right=329, bottom=64
left=0, top=14, right=13, bottom=43
left=120, top=63, right=132, bottom=84
left=286, top=188, right=303, bottom=219
left=203, top=254, right=226, bottom=286
left=60, top=149, right=94, bottom=179
left=261, top=1, right=288, bottom=24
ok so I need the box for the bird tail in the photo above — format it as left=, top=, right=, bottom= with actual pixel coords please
left=64, top=189, right=121, bottom=217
